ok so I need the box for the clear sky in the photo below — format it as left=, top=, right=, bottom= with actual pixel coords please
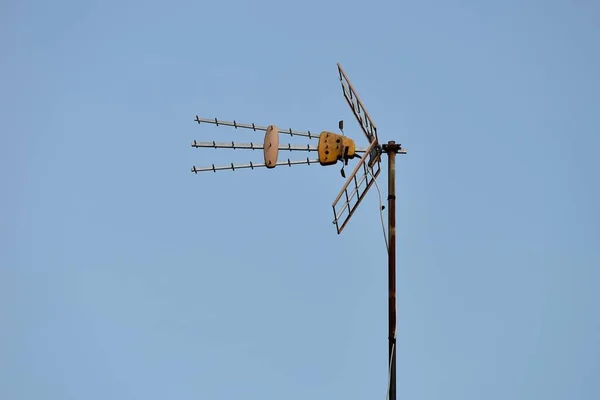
left=2, top=0, right=599, bottom=399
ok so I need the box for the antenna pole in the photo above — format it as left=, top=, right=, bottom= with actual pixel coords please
left=383, top=141, right=400, bottom=400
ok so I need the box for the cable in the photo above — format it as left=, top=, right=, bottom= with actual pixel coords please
left=385, top=339, right=396, bottom=400
left=367, top=166, right=395, bottom=400
left=368, top=166, right=389, bottom=253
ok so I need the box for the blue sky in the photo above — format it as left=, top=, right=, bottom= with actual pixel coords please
left=2, top=0, right=599, bottom=399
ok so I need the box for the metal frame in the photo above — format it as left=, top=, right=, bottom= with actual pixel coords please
left=337, top=63, right=379, bottom=144
left=332, top=139, right=382, bottom=234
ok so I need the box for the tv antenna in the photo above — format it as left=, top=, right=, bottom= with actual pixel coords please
left=190, top=63, right=406, bottom=400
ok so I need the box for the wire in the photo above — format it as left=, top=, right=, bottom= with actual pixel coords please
left=367, top=166, right=394, bottom=400
left=368, top=166, right=389, bottom=253
left=385, top=339, right=396, bottom=400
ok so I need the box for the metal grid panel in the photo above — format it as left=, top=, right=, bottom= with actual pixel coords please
left=332, top=140, right=382, bottom=234
left=337, top=63, right=379, bottom=144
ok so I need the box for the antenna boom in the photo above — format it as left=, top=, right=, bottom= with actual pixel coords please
left=192, top=158, right=319, bottom=173
left=195, top=116, right=319, bottom=139
left=191, top=140, right=370, bottom=153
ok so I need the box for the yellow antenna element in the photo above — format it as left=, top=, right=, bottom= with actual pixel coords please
left=317, top=131, right=356, bottom=166
left=263, top=125, right=279, bottom=168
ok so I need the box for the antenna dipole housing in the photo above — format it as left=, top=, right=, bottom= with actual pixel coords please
left=318, top=132, right=356, bottom=166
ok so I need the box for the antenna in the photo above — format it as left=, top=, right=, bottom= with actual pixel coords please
left=332, top=63, right=406, bottom=400
left=191, top=116, right=369, bottom=173
left=189, top=63, right=407, bottom=400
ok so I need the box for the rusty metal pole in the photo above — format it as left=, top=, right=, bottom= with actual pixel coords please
left=383, top=141, right=399, bottom=400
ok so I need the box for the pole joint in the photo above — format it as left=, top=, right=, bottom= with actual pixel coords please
left=382, top=140, right=403, bottom=154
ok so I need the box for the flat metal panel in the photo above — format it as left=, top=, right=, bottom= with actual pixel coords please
left=337, top=63, right=379, bottom=144
left=331, top=140, right=382, bottom=234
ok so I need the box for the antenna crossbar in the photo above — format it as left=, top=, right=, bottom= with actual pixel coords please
left=195, top=116, right=319, bottom=139
left=192, top=158, right=319, bottom=173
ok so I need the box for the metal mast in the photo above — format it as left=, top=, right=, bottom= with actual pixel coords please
left=383, top=141, right=402, bottom=400
left=331, top=64, right=406, bottom=400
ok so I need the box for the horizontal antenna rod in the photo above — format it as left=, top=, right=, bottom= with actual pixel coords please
left=191, top=140, right=370, bottom=153
left=195, top=116, right=319, bottom=139
left=192, top=158, right=319, bottom=173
